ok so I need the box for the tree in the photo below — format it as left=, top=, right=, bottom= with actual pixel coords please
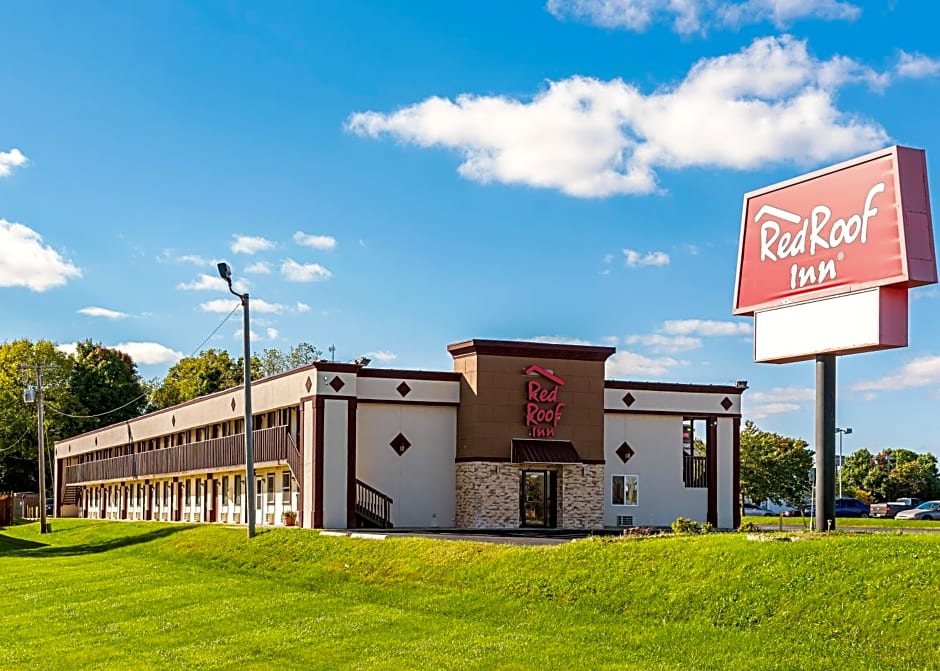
left=150, top=349, right=243, bottom=410
left=739, top=420, right=813, bottom=507
left=257, top=342, right=323, bottom=378
left=842, top=448, right=940, bottom=501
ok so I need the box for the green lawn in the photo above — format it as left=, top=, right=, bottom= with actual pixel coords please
left=2, top=520, right=939, bottom=670
left=743, top=514, right=940, bottom=529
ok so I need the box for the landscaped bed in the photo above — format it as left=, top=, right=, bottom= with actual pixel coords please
left=2, top=520, right=938, bottom=670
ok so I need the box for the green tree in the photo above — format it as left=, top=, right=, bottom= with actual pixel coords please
left=150, top=349, right=243, bottom=410
left=257, top=342, right=323, bottom=378
left=842, top=448, right=940, bottom=501
left=740, top=420, right=813, bottom=507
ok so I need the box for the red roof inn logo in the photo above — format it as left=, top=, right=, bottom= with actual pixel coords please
left=524, top=365, right=565, bottom=438
left=733, top=146, right=937, bottom=316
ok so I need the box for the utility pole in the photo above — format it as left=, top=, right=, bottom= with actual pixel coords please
left=21, top=363, right=52, bottom=534
left=328, top=345, right=336, bottom=362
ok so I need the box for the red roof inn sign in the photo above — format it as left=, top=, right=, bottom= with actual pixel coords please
left=733, top=146, right=937, bottom=363
left=524, top=365, right=565, bottom=438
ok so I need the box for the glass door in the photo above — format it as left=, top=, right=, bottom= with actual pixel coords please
left=520, top=470, right=557, bottom=528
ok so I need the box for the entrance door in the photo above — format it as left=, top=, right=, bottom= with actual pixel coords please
left=520, top=470, right=557, bottom=528
left=255, top=477, right=264, bottom=524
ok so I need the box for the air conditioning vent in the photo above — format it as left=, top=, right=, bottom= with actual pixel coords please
left=616, top=515, right=634, bottom=527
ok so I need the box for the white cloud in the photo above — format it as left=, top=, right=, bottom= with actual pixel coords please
left=295, top=301, right=311, bottom=313
left=852, top=355, right=940, bottom=392
left=661, top=319, right=752, bottom=336
left=77, top=306, right=129, bottom=320
left=896, top=51, right=940, bottom=79
left=201, top=298, right=286, bottom=314
left=156, top=250, right=210, bottom=266
left=56, top=342, right=77, bottom=356
left=281, top=258, right=332, bottom=282
left=365, top=350, right=398, bottom=363
left=230, top=234, right=275, bottom=254
left=606, top=350, right=687, bottom=378
left=113, top=342, right=183, bottom=365
left=234, top=328, right=279, bottom=342
left=245, top=261, right=271, bottom=274
left=747, top=386, right=815, bottom=403
left=266, top=327, right=279, bottom=340
left=346, top=36, right=889, bottom=198
left=624, top=334, right=702, bottom=353
left=0, top=220, right=82, bottom=291
left=528, top=335, right=596, bottom=346
left=0, top=148, right=28, bottom=177
left=623, top=249, right=670, bottom=267
left=293, top=232, right=337, bottom=250
left=178, top=273, right=247, bottom=293
left=601, top=335, right=620, bottom=345
left=546, top=0, right=860, bottom=35
left=746, top=402, right=801, bottom=420
left=862, top=392, right=877, bottom=402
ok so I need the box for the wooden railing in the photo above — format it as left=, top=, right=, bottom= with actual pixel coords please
left=355, top=479, right=393, bottom=529
left=65, top=426, right=289, bottom=485
left=683, top=454, right=708, bottom=488
left=286, top=431, right=303, bottom=491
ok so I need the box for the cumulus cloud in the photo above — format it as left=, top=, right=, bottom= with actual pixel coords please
left=177, top=273, right=247, bottom=293
left=746, top=402, right=801, bottom=420
left=747, top=386, right=815, bottom=403
left=281, top=259, right=332, bottom=282
left=230, top=234, right=275, bottom=254
left=896, top=51, right=940, bottom=79
left=661, top=319, right=752, bottom=336
left=623, top=249, right=670, bottom=267
left=624, top=334, right=702, bottom=353
left=606, top=350, right=687, bottom=378
left=266, top=327, right=279, bottom=340
left=0, top=148, right=28, bottom=177
left=113, top=342, right=183, bottom=365
left=77, top=306, right=129, bottom=320
left=295, top=301, right=311, bottom=313
left=546, top=0, right=860, bottom=34
left=528, top=335, right=596, bottom=346
left=0, top=220, right=82, bottom=291
left=346, top=36, right=889, bottom=198
left=852, top=355, right=940, bottom=391
left=245, top=261, right=271, bottom=274
left=201, top=298, right=286, bottom=314
left=365, top=350, right=398, bottom=363
left=293, top=232, right=337, bottom=250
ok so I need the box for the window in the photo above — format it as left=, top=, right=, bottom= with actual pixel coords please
left=683, top=417, right=709, bottom=488
left=234, top=475, right=242, bottom=505
left=267, top=474, right=275, bottom=504
left=256, top=478, right=263, bottom=510
left=195, top=479, right=202, bottom=505
left=185, top=479, right=191, bottom=503
left=611, top=475, right=638, bottom=506
left=222, top=476, right=229, bottom=505
left=282, top=472, right=291, bottom=505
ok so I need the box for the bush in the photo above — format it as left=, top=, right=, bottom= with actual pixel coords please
left=671, top=517, right=702, bottom=535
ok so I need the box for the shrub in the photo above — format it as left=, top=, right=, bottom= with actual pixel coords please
left=671, top=517, right=701, bottom=535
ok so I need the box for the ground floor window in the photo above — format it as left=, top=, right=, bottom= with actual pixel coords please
left=281, top=472, right=291, bottom=505
left=234, top=475, right=242, bottom=505
left=612, top=474, right=638, bottom=506
left=222, top=475, right=229, bottom=504
left=520, top=470, right=557, bottom=528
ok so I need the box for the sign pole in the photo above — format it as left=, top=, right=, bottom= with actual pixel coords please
left=815, top=355, right=837, bottom=531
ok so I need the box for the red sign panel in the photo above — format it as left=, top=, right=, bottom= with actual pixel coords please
left=733, top=146, right=936, bottom=315
left=523, top=364, right=565, bottom=438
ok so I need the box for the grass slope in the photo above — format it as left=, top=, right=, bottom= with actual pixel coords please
left=2, top=520, right=939, bottom=670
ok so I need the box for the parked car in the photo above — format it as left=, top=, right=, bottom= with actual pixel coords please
left=835, top=498, right=870, bottom=517
left=895, top=501, right=940, bottom=521
left=870, top=498, right=922, bottom=518
left=742, top=504, right=774, bottom=517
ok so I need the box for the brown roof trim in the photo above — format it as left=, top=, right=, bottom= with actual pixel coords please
left=312, top=362, right=362, bottom=374
left=447, top=339, right=615, bottom=362
left=358, top=368, right=462, bottom=382
left=605, top=380, right=747, bottom=395
left=605, top=408, right=742, bottom=418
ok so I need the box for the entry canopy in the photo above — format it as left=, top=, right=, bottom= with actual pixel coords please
left=511, top=439, right=581, bottom=464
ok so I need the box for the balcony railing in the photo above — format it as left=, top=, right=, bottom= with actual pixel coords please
left=65, top=426, right=290, bottom=485
left=683, top=454, right=708, bottom=488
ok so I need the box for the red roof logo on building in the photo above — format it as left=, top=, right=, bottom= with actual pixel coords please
left=524, top=365, right=566, bottom=438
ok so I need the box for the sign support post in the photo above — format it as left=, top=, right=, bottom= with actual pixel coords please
left=815, top=355, right=836, bottom=532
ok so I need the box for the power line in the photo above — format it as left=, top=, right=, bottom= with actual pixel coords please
left=44, top=301, right=242, bottom=421
left=0, top=427, right=32, bottom=454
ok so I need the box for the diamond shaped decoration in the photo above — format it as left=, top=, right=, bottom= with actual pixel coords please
left=329, top=375, right=345, bottom=392
left=622, top=392, right=636, bottom=407
left=231, top=398, right=237, bottom=412
left=171, top=415, right=176, bottom=427
left=305, top=376, right=312, bottom=393
left=721, top=396, right=734, bottom=411
left=390, top=432, right=411, bottom=456
left=396, top=381, right=412, bottom=397
left=615, top=441, right=635, bottom=464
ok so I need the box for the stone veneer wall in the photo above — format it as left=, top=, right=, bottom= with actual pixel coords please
left=559, top=464, right=604, bottom=529
left=456, top=462, right=604, bottom=529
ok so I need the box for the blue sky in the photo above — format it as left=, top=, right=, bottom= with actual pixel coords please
left=2, top=0, right=939, bottom=455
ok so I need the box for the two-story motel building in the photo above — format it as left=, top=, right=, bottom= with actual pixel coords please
left=54, top=339, right=744, bottom=530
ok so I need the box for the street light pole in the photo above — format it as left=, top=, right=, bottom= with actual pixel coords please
left=835, top=427, right=853, bottom=499
left=218, top=262, right=256, bottom=539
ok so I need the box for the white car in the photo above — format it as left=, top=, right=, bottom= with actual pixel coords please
left=742, top=504, right=774, bottom=517
left=895, top=501, right=940, bottom=521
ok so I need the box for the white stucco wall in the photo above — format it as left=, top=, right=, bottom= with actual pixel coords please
left=604, top=413, right=707, bottom=527
left=356, top=404, right=457, bottom=528
left=717, top=417, right=735, bottom=529
left=321, top=399, right=350, bottom=529
left=604, top=388, right=742, bottom=416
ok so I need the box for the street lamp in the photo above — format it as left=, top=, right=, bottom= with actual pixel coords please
left=218, top=262, right=256, bottom=539
left=835, top=427, right=853, bottom=499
